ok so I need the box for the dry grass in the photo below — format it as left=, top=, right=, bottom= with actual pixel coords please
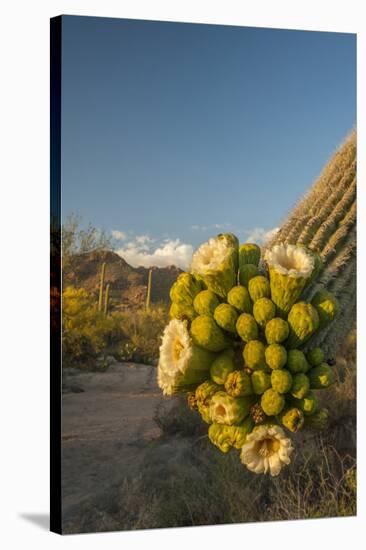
left=63, top=331, right=356, bottom=534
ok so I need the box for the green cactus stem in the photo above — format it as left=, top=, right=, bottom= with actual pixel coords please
left=265, top=131, right=356, bottom=356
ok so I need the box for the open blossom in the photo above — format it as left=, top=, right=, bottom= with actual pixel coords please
left=240, top=424, right=294, bottom=476
left=264, top=244, right=314, bottom=279
left=264, top=244, right=315, bottom=317
left=191, top=237, right=232, bottom=275
left=157, top=319, right=214, bottom=396
left=190, top=234, right=238, bottom=298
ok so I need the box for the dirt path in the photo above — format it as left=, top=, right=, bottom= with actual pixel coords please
left=61, top=362, right=167, bottom=530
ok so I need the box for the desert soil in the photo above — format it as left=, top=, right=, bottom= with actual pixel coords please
left=61, top=362, right=187, bottom=532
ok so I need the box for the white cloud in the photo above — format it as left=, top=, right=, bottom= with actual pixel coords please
left=111, top=229, right=127, bottom=241
left=135, top=234, right=154, bottom=245
left=244, top=227, right=279, bottom=245
left=191, top=223, right=232, bottom=232
left=116, top=236, right=193, bottom=269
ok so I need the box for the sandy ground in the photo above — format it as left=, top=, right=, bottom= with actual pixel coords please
left=61, top=362, right=169, bottom=531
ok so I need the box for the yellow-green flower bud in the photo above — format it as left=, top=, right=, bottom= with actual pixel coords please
left=227, top=285, right=252, bottom=313
left=286, top=349, right=310, bottom=374
left=233, top=416, right=255, bottom=448
left=306, top=347, right=325, bottom=367
left=170, top=272, right=202, bottom=305
left=271, top=369, right=293, bottom=394
left=210, top=349, right=235, bottom=385
left=236, top=313, right=259, bottom=342
left=225, top=370, right=253, bottom=397
left=291, top=391, right=318, bottom=416
left=239, top=243, right=261, bottom=267
left=169, top=301, right=197, bottom=321
left=243, top=340, right=266, bottom=370
left=304, top=408, right=329, bottom=430
left=214, top=303, right=239, bottom=334
left=208, top=423, right=233, bottom=453
left=253, top=297, right=276, bottom=328
left=239, top=263, right=259, bottom=287
left=251, top=370, right=271, bottom=395
left=290, top=373, right=310, bottom=399
left=261, top=388, right=285, bottom=416
left=190, top=315, right=229, bottom=352
left=265, top=317, right=289, bottom=344
left=286, top=301, right=319, bottom=349
left=308, top=363, right=335, bottom=389
left=280, top=407, right=304, bottom=432
left=208, top=416, right=254, bottom=453
left=196, top=380, right=221, bottom=402
left=195, top=380, right=221, bottom=424
left=210, top=391, right=254, bottom=425
left=311, top=290, right=340, bottom=329
left=193, top=289, right=220, bottom=316
left=248, top=275, right=271, bottom=303
left=265, top=343, right=287, bottom=370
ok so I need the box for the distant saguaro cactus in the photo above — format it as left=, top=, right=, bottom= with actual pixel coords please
left=98, top=262, right=106, bottom=312
left=266, top=130, right=356, bottom=356
left=146, top=268, right=152, bottom=311
left=104, top=283, right=110, bottom=316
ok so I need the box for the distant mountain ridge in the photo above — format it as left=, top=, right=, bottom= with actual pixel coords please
left=63, top=249, right=181, bottom=308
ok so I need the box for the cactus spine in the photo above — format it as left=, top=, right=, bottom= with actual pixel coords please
left=266, top=130, right=356, bottom=355
left=146, top=268, right=152, bottom=311
left=98, top=262, right=106, bottom=312
left=104, top=283, right=110, bottom=316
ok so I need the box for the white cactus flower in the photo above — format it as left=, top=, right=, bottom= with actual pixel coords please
left=190, top=234, right=238, bottom=298
left=157, top=319, right=214, bottom=396
left=264, top=244, right=315, bottom=316
left=264, top=244, right=314, bottom=279
left=191, top=237, right=232, bottom=275
left=240, top=424, right=294, bottom=476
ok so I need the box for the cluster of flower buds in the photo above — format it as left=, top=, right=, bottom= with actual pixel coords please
left=157, top=234, right=339, bottom=476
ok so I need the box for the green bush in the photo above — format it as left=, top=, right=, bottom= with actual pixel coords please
left=62, top=286, right=169, bottom=367
left=115, top=304, right=169, bottom=364
left=62, top=286, right=124, bottom=367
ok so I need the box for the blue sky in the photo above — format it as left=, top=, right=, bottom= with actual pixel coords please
left=61, top=16, right=356, bottom=268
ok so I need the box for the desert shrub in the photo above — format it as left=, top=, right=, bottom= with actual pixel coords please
left=62, top=287, right=168, bottom=367
left=62, top=286, right=124, bottom=367
left=114, top=304, right=169, bottom=364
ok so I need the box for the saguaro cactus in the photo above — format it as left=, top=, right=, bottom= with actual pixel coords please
left=266, top=130, right=356, bottom=355
left=146, top=268, right=152, bottom=311
left=104, top=283, right=110, bottom=316
left=98, top=262, right=106, bottom=312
